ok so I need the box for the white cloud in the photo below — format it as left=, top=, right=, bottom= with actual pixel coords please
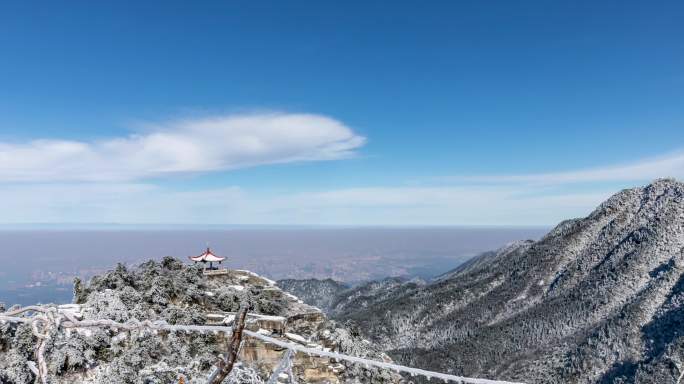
left=266, top=186, right=613, bottom=225
left=0, top=116, right=679, bottom=226
left=0, top=148, right=676, bottom=225
left=453, top=151, right=684, bottom=184
left=0, top=113, right=366, bottom=182
left=0, top=183, right=614, bottom=226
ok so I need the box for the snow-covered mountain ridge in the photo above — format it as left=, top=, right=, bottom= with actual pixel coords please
left=281, top=179, right=684, bottom=384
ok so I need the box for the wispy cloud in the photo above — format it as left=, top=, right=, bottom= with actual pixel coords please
left=451, top=151, right=684, bottom=184
left=0, top=114, right=678, bottom=225
left=0, top=113, right=366, bottom=182
left=0, top=183, right=613, bottom=226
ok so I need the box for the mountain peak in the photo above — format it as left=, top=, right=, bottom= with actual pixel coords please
left=308, top=180, right=684, bottom=383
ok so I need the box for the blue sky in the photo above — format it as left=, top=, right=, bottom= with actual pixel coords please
left=0, top=1, right=683, bottom=226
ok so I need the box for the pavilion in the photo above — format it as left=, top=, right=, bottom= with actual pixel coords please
left=188, top=247, right=226, bottom=270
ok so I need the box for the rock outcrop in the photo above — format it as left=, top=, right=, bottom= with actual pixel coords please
left=0, top=259, right=400, bottom=384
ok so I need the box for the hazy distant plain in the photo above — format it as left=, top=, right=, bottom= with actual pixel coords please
left=0, top=227, right=547, bottom=306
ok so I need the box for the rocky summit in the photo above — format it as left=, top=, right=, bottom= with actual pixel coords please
left=283, top=179, right=684, bottom=384
left=0, top=259, right=399, bottom=384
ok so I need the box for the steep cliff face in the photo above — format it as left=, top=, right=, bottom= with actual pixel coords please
left=0, top=259, right=400, bottom=384
left=283, top=179, right=684, bottom=384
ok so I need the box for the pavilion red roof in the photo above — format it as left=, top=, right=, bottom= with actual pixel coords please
left=189, top=247, right=226, bottom=263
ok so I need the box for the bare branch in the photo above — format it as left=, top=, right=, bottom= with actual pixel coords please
left=207, top=305, right=249, bottom=384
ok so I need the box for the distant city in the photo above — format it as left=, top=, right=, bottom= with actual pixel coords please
left=0, top=226, right=547, bottom=306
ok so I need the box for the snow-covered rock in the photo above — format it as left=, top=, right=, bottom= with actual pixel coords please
left=0, top=258, right=400, bottom=384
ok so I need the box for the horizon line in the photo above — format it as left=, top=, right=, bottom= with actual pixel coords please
left=0, top=223, right=552, bottom=231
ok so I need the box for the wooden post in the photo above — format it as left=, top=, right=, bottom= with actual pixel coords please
left=207, top=305, right=249, bottom=384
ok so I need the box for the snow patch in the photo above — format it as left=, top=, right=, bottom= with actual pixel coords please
left=235, top=269, right=276, bottom=286
left=284, top=332, right=308, bottom=344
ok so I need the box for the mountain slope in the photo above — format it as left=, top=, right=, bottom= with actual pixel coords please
left=298, top=179, right=684, bottom=383
left=276, top=278, right=349, bottom=313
